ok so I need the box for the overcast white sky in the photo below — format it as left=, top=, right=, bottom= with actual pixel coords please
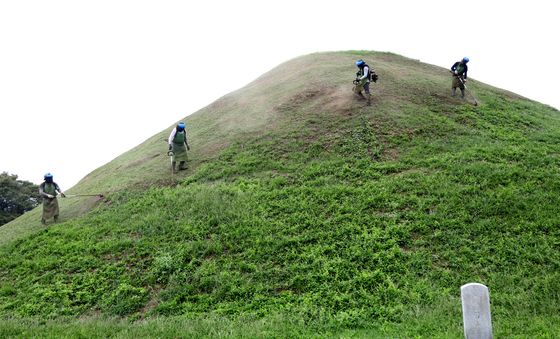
left=1, top=0, right=558, bottom=189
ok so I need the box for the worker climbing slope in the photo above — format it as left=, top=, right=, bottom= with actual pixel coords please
left=167, top=122, right=190, bottom=173
left=451, top=57, right=470, bottom=98
left=38, top=173, right=65, bottom=225
left=353, top=59, right=377, bottom=106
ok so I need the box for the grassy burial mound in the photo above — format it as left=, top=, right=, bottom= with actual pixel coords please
left=1, top=51, right=559, bottom=337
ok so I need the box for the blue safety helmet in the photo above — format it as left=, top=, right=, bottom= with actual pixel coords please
left=177, top=122, right=185, bottom=131
left=355, top=59, right=365, bottom=67
left=44, top=173, right=53, bottom=180
left=462, top=57, right=470, bottom=63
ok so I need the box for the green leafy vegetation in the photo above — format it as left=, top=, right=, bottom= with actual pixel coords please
left=0, top=172, right=41, bottom=226
left=1, top=51, right=559, bottom=337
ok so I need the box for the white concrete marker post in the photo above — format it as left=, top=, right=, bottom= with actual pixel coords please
left=461, top=283, right=493, bottom=339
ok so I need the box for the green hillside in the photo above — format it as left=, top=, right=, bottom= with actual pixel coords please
left=1, top=51, right=559, bottom=337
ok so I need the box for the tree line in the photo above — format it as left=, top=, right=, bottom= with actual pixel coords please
left=0, top=172, right=41, bottom=226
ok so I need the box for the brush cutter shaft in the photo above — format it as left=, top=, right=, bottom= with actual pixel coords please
left=64, top=194, right=104, bottom=198
left=450, top=70, right=477, bottom=105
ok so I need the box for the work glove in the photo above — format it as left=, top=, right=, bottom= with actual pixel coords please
left=454, top=70, right=458, bottom=75
left=47, top=194, right=54, bottom=199
left=186, top=144, right=190, bottom=151
left=168, top=144, right=172, bottom=151
left=167, top=150, right=174, bottom=156
left=60, top=192, right=66, bottom=198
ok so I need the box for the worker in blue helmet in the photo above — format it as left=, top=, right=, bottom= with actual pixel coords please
left=39, top=173, right=65, bottom=225
left=450, top=57, right=469, bottom=98
left=353, top=59, right=377, bottom=106
left=167, top=122, right=190, bottom=173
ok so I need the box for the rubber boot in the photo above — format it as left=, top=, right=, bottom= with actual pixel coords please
left=365, top=93, right=372, bottom=106
left=54, top=215, right=59, bottom=223
left=179, top=161, right=187, bottom=170
left=451, top=88, right=456, bottom=97
left=41, top=218, right=46, bottom=226
left=460, top=89, right=465, bottom=98
left=172, top=161, right=177, bottom=173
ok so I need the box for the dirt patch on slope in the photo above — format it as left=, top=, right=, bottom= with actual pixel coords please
left=124, top=153, right=161, bottom=169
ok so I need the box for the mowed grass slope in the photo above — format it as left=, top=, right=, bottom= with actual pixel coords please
left=1, top=51, right=560, bottom=337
